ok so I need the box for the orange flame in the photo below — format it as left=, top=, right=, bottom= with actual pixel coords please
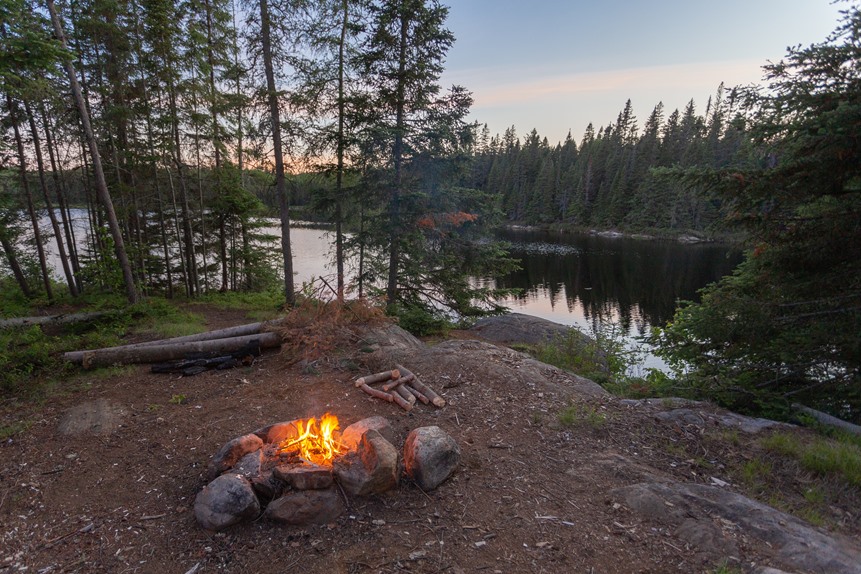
left=278, top=413, right=343, bottom=466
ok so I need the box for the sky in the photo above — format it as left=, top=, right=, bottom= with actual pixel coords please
left=439, top=0, right=845, bottom=145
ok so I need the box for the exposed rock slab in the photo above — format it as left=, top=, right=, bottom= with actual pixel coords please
left=469, top=313, right=588, bottom=346
left=621, top=399, right=792, bottom=434
left=194, top=474, right=260, bottom=531
left=57, top=399, right=125, bottom=435
left=613, top=481, right=861, bottom=574
left=403, top=426, right=460, bottom=490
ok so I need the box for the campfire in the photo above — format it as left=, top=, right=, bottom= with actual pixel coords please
left=195, top=413, right=462, bottom=531
left=275, top=413, right=344, bottom=467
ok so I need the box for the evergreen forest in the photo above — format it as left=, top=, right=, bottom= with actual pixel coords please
left=1, top=0, right=859, bottom=421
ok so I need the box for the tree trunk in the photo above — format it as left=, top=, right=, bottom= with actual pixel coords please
left=6, top=92, right=53, bottom=300
left=47, top=0, right=138, bottom=304
left=0, top=232, right=32, bottom=297
left=24, top=99, right=79, bottom=297
left=67, top=331, right=282, bottom=369
left=259, top=0, right=294, bottom=306
left=334, top=0, right=348, bottom=301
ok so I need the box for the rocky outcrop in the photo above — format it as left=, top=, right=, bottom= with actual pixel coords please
left=613, top=481, right=861, bottom=574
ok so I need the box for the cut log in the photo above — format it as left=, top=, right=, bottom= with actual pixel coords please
left=354, top=370, right=399, bottom=388
left=792, top=403, right=861, bottom=437
left=389, top=390, right=413, bottom=412
left=0, top=311, right=112, bottom=329
left=393, top=384, right=416, bottom=406
left=359, top=383, right=394, bottom=402
left=382, top=374, right=414, bottom=392
left=403, top=384, right=430, bottom=405
left=66, top=332, right=282, bottom=369
left=395, top=363, right=446, bottom=408
left=63, top=319, right=282, bottom=364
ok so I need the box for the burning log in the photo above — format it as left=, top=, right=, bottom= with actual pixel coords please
left=66, top=332, right=282, bottom=369
left=354, top=370, right=399, bottom=388
left=358, top=383, right=394, bottom=402
left=381, top=374, right=414, bottom=392
left=389, top=390, right=414, bottom=411
left=395, top=364, right=446, bottom=408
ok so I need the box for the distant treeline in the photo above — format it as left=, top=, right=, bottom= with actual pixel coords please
left=468, top=84, right=749, bottom=233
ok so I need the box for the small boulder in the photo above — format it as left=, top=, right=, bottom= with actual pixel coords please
left=207, top=433, right=263, bottom=480
left=226, top=450, right=262, bottom=478
left=333, top=430, right=399, bottom=496
left=194, top=474, right=260, bottom=531
left=265, top=488, right=344, bottom=525
left=403, top=426, right=460, bottom=491
left=274, top=463, right=334, bottom=490
left=340, top=416, right=397, bottom=449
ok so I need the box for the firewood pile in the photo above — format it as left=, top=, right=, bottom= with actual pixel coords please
left=354, top=364, right=445, bottom=412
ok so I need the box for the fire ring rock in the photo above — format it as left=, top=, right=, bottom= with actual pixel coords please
left=403, top=426, right=460, bottom=491
left=194, top=474, right=261, bottom=531
left=207, top=433, right=263, bottom=480
left=264, top=488, right=344, bottom=525
left=334, top=430, right=400, bottom=496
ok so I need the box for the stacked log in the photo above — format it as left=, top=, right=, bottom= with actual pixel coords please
left=353, top=367, right=445, bottom=412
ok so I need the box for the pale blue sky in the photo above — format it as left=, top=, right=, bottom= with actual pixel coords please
left=439, top=0, right=845, bottom=144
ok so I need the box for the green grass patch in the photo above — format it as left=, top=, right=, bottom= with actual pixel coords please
left=558, top=403, right=607, bottom=428
left=740, top=459, right=772, bottom=486
left=195, top=289, right=284, bottom=320
left=130, top=299, right=206, bottom=339
left=762, top=431, right=861, bottom=487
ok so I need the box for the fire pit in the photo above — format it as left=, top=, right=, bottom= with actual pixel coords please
left=194, top=415, right=460, bottom=531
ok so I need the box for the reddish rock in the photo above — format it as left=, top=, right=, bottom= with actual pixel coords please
left=333, top=430, right=399, bottom=496
left=273, top=463, right=334, bottom=490
left=340, top=416, right=397, bottom=449
left=264, top=488, right=344, bottom=525
left=207, top=434, right=263, bottom=480
left=403, top=426, right=460, bottom=491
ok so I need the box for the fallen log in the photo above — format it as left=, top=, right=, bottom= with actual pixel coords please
left=0, top=311, right=112, bottom=329
left=63, top=319, right=282, bottom=364
left=395, top=363, right=446, bottom=408
left=792, top=403, right=861, bottom=437
left=67, top=332, right=282, bottom=369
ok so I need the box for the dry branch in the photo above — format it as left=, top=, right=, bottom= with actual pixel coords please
left=0, top=311, right=112, bottom=329
left=395, top=363, right=446, bottom=408
left=354, top=370, right=399, bottom=388
left=66, top=332, right=282, bottom=369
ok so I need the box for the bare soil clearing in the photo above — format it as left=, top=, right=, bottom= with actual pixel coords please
left=1, top=310, right=859, bottom=574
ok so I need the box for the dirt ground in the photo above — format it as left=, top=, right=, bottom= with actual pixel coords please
left=0, top=307, right=858, bottom=574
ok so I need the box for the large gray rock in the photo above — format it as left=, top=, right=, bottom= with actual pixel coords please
left=273, top=463, right=333, bottom=490
left=333, top=430, right=399, bottom=496
left=264, top=488, right=344, bottom=525
left=194, top=474, right=260, bottom=531
left=340, top=416, right=397, bottom=450
left=613, top=481, right=861, bottom=574
left=207, top=433, right=263, bottom=480
left=403, top=426, right=460, bottom=491
left=469, top=313, right=587, bottom=347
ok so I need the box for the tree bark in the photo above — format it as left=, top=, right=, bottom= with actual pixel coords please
left=47, top=0, right=138, bottom=304
left=24, top=99, right=79, bottom=297
left=259, top=0, right=294, bottom=306
left=0, top=232, right=32, bottom=297
left=334, top=0, right=348, bottom=301
left=66, top=331, right=282, bottom=369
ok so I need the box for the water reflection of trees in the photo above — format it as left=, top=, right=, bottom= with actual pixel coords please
left=495, top=230, right=742, bottom=334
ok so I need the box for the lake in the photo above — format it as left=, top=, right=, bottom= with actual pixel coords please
left=43, top=211, right=742, bottom=370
